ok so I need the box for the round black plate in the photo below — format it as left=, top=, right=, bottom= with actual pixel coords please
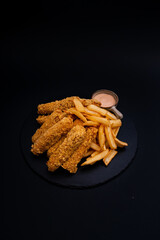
left=20, top=110, right=137, bottom=188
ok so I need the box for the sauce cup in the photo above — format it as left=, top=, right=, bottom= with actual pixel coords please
left=92, top=89, right=123, bottom=119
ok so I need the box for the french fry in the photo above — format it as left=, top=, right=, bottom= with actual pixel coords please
left=87, top=104, right=117, bottom=120
left=98, top=124, right=105, bottom=149
left=83, top=121, right=100, bottom=127
left=83, top=107, right=101, bottom=117
left=115, top=138, right=128, bottom=147
left=91, top=150, right=100, bottom=157
left=105, top=141, right=109, bottom=149
left=73, top=98, right=85, bottom=112
left=102, top=144, right=107, bottom=150
left=86, top=115, right=110, bottom=126
left=103, top=150, right=117, bottom=166
left=90, top=142, right=101, bottom=151
left=103, top=140, right=110, bottom=150
left=112, top=127, right=120, bottom=137
left=105, top=126, right=117, bottom=149
left=83, top=150, right=94, bottom=157
left=105, top=110, right=117, bottom=120
left=110, top=119, right=122, bottom=128
left=66, top=108, right=87, bottom=122
left=81, top=149, right=109, bottom=166
left=87, top=104, right=108, bottom=116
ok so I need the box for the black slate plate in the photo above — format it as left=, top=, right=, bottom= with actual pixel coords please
left=20, top=110, right=137, bottom=188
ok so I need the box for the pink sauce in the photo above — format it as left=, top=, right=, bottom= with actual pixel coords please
left=93, top=93, right=116, bottom=108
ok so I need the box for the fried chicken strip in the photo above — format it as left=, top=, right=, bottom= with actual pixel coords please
left=37, top=97, right=101, bottom=114
left=37, top=97, right=74, bottom=114
left=47, top=135, right=66, bottom=157
left=62, top=127, right=98, bottom=173
left=31, top=117, right=73, bottom=155
left=81, top=98, right=101, bottom=107
left=36, top=115, right=49, bottom=125
left=73, top=119, right=84, bottom=126
left=32, top=110, right=67, bottom=143
left=46, top=125, right=86, bottom=172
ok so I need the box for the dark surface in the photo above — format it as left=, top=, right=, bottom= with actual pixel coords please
left=21, top=111, right=137, bottom=188
left=2, top=2, right=160, bottom=240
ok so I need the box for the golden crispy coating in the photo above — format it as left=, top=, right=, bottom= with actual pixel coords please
left=80, top=98, right=101, bottom=107
left=46, top=125, right=86, bottom=172
left=32, top=110, right=64, bottom=143
left=62, top=127, right=98, bottom=173
left=32, top=110, right=69, bottom=143
left=73, top=119, right=84, bottom=126
left=37, top=97, right=75, bottom=114
left=36, top=115, right=50, bottom=125
left=47, top=135, right=66, bottom=157
left=31, top=117, right=73, bottom=155
left=37, top=97, right=101, bottom=115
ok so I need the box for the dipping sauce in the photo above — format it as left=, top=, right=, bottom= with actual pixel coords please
left=93, top=93, right=116, bottom=108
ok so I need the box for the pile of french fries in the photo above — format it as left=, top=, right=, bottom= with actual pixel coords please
left=67, top=98, right=128, bottom=167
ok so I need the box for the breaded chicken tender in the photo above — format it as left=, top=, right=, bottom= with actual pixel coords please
left=38, top=97, right=74, bottom=114
left=47, top=119, right=83, bottom=157
left=62, top=127, right=98, bottom=173
left=36, top=115, right=49, bottom=125
left=81, top=98, right=101, bottom=107
left=73, top=119, right=84, bottom=126
left=46, top=125, right=86, bottom=172
left=47, top=135, right=66, bottom=157
left=32, top=110, right=67, bottom=143
left=31, top=117, right=73, bottom=155
left=37, top=97, right=101, bottom=114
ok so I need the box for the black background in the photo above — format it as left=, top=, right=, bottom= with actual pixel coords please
left=2, top=1, right=160, bottom=240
